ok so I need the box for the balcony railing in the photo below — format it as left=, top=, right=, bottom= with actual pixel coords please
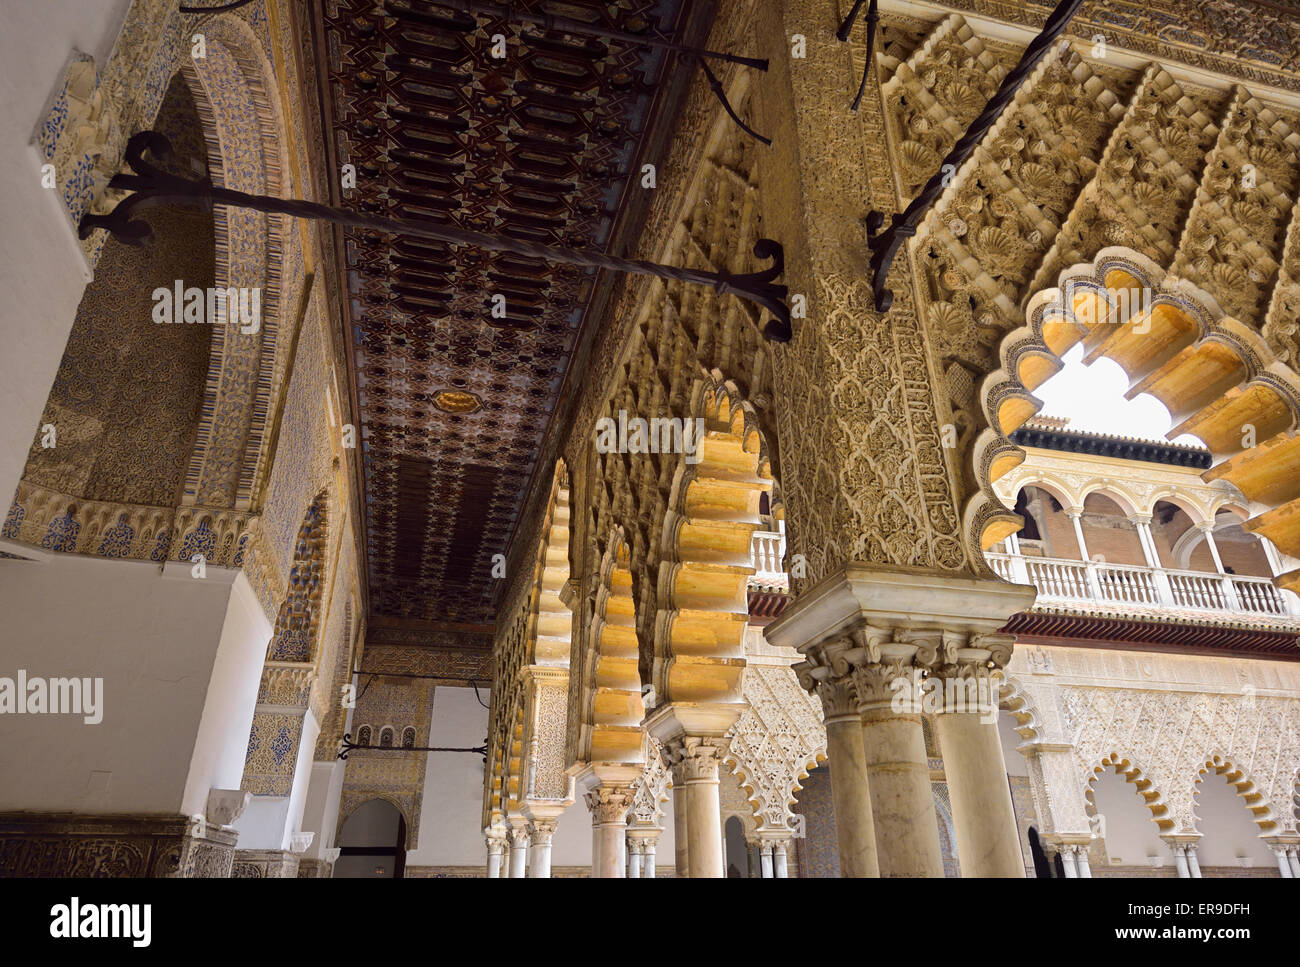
left=750, top=530, right=787, bottom=585
left=985, top=552, right=1300, bottom=622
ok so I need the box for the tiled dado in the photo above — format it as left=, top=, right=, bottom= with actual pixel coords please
left=0, top=813, right=236, bottom=877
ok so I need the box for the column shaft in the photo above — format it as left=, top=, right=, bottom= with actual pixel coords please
left=934, top=710, right=1025, bottom=877
left=823, top=713, right=880, bottom=877
left=671, top=782, right=689, bottom=878
left=1287, top=848, right=1300, bottom=878
left=774, top=842, right=789, bottom=878
left=860, top=706, right=944, bottom=877
left=759, top=844, right=774, bottom=878
left=643, top=842, right=657, bottom=878
left=685, top=769, right=724, bottom=878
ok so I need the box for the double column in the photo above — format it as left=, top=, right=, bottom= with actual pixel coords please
left=645, top=704, right=736, bottom=878
left=758, top=835, right=792, bottom=877
left=584, top=784, right=635, bottom=878
left=770, top=565, right=1036, bottom=879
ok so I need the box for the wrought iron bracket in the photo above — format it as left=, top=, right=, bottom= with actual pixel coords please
left=865, top=0, right=1083, bottom=313
left=79, top=131, right=792, bottom=341
left=836, top=0, right=880, bottom=112
left=338, top=732, right=488, bottom=763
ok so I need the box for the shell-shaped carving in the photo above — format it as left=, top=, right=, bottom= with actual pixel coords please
left=1231, top=199, right=1272, bottom=232
left=1131, top=180, right=1170, bottom=214
left=1018, top=162, right=1057, bottom=194
left=1247, top=140, right=1290, bottom=171
left=927, top=300, right=967, bottom=334
left=899, top=139, right=940, bottom=176
left=1056, top=103, right=1099, bottom=136
left=973, top=225, right=1019, bottom=261
left=1158, top=123, right=1197, bottom=158
left=1210, top=260, right=1250, bottom=292
left=940, top=81, right=985, bottom=117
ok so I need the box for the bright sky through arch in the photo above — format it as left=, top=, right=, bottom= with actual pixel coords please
left=1033, top=345, right=1204, bottom=447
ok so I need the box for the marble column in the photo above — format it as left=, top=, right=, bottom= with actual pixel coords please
left=484, top=825, right=507, bottom=878
left=804, top=665, right=879, bottom=877
left=1059, top=844, right=1079, bottom=878
left=1288, top=846, right=1300, bottom=879
left=627, top=837, right=643, bottom=878
left=773, top=839, right=789, bottom=878
left=1170, top=842, right=1191, bottom=878
left=507, top=818, right=529, bottom=878
left=642, top=838, right=657, bottom=878
left=853, top=647, right=945, bottom=878
left=773, top=569, right=1036, bottom=879
left=1186, top=843, right=1202, bottom=878
left=759, top=842, right=774, bottom=878
left=931, top=635, right=1025, bottom=878
left=585, top=786, right=633, bottom=878
left=1272, top=847, right=1293, bottom=878
left=676, top=739, right=727, bottom=878
left=646, top=705, right=736, bottom=879
left=1074, top=845, right=1093, bottom=878
left=671, top=782, right=689, bottom=878
left=526, top=819, right=557, bottom=879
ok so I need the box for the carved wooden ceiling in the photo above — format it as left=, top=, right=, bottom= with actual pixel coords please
left=313, top=0, right=691, bottom=625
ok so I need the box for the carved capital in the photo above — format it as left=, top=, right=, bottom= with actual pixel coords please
left=528, top=819, right=558, bottom=846
left=583, top=786, right=634, bottom=826
left=483, top=825, right=508, bottom=854
left=662, top=735, right=727, bottom=784
left=813, top=674, right=858, bottom=722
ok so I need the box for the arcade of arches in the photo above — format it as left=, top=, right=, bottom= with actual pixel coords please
left=2, top=0, right=1300, bottom=879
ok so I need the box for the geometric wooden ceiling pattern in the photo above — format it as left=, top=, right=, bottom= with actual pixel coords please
left=317, top=0, right=685, bottom=622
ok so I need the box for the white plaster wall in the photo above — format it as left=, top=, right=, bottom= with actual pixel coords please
left=300, top=759, right=347, bottom=858
left=180, top=567, right=274, bottom=817
left=0, top=554, right=268, bottom=815
left=0, top=1, right=133, bottom=509
left=406, top=685, right=489, bottom=868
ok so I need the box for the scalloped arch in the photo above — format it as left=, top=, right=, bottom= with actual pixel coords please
left=968, top=247, right=1300, bottom=598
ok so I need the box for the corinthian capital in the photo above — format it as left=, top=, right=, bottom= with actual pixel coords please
left=662, top=735, right=728, bottom=784
left=812, top=674, right=858, bottom=722
left=583, top=786, right=633, bottom=825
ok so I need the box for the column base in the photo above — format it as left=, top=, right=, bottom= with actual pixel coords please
left=0, top=812, right=238, bottom=877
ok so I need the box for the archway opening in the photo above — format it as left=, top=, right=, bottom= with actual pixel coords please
left=1193, top=768, right=1276, bottom=871
left=336, top=799, right=407, bottom=879
left=15, top=70, right=215, bottom=529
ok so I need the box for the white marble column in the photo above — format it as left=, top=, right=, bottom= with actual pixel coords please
left=1059, top=844, right=1079, bottom=878
left=854, top=651, right=945, bottom=878
left=507, top=818, right=529, bottom=878
left=671, top=782, right=689, bottom=878
left=1075, top=845, right=1093, bottom=878
left=931, top=637, right=1025, bottom=878
left=1186, top=843, right=1202, bottom=878
left=1170, top=842, right=1191, bottom=878
left=759, top=842, right=774, bottom=878
left=526, top=819, right=557, bottom=878
left=773, top=839, right=789, bottom=878
left=676, top=738, right=726, bottom=878
left=805, top=670, right=879, bottom=877
left=627, top=837, right=643, bottom=878
left=1272, top=847, right=1293, bottom=878
left=642, top=838, right=657, bottom=878
left=1288, top=846, right=1300, bottom=879
left=484, top=825, right=507, bottom=878
left=585, top=786, right=633, bottom=878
